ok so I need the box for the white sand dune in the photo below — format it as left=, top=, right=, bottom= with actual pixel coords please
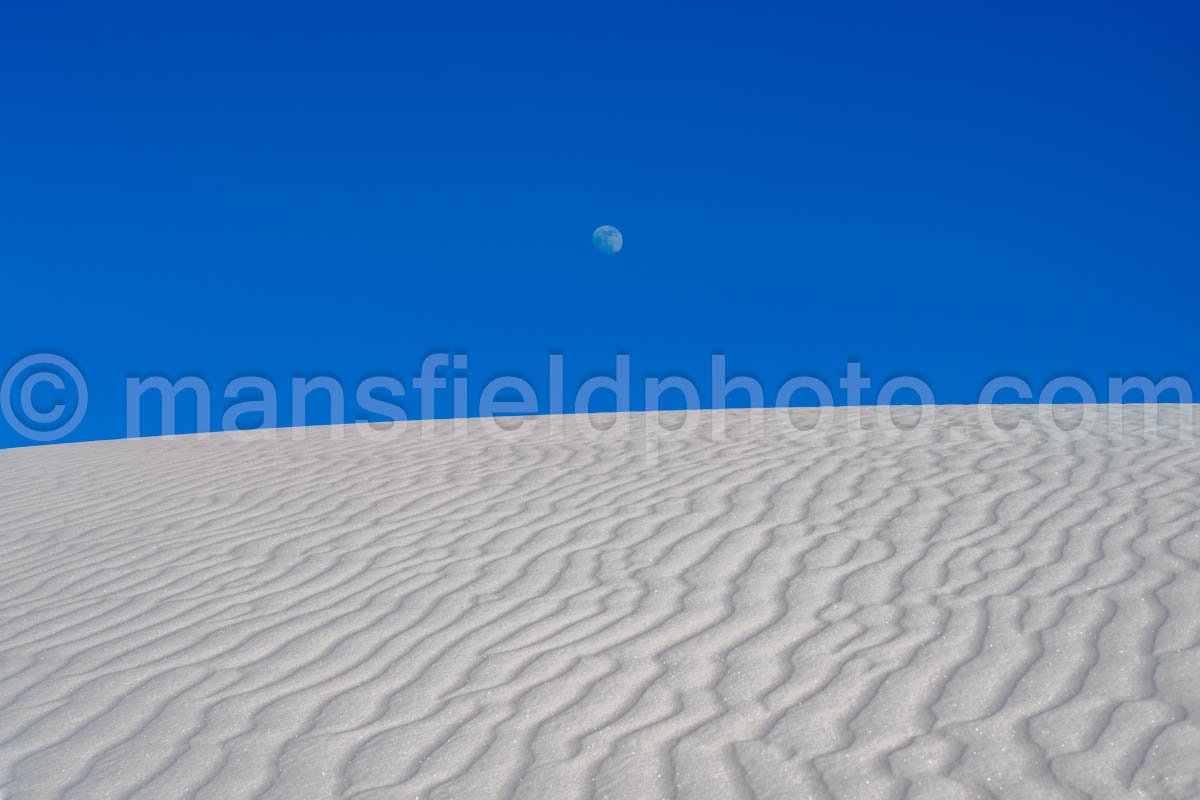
left=1, top=406, right=1198, bottom=799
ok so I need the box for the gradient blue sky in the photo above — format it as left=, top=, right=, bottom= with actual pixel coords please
left=2, top=0, right=1197, bottom=445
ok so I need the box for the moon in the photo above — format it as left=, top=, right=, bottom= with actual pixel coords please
left=592, top=225, right=623, bottom=255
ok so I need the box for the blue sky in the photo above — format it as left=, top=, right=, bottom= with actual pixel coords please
left=2, top=0, right=1197, bottom=446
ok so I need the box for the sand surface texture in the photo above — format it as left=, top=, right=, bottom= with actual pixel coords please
left=1, top=406, right=1198, bottom=799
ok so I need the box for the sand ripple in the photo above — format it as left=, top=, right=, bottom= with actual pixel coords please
left=1, top=407, right=1198, bottom=799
